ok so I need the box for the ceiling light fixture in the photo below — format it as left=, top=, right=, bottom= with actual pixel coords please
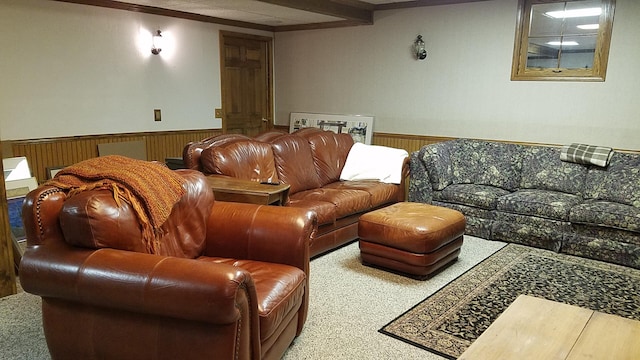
left=547, top=41, right=579, bottom=46
left=546, top=7, right=602, bottom=18
left=577, top=24, right=600, bottom=30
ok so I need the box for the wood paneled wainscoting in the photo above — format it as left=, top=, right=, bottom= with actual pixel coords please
left=0, top=129, right=222, bottom=296
left=371, top=132, right=453, bottom=155
left=0, top=128, right=443, bottom=297
left=271, top=125, right=453, bottom=156
left=3, top=129, right=222, bottom=184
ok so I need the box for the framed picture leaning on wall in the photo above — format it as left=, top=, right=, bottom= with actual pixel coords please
left=289, top=112, right=374, bottom=145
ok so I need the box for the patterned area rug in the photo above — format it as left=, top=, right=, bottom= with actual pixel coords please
left=379, top=244, right=640, bottom=359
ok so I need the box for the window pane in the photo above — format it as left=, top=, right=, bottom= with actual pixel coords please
left=529, top=3, right=565, bottom=38
left=559, top=34, right=597, bottom=69
left=526, top=37, right=561, bottom=68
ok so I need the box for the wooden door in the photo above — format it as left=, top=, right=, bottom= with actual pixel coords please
left=0, top=145, right=17, bottom=298
left=220, top=31, right=273, bottom=136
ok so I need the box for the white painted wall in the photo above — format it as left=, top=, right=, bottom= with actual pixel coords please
left=0, top=0, right=270, bottom=140
left=274, top=0, right=640, bottom=150
left=3, top=0, right=638, bottom=150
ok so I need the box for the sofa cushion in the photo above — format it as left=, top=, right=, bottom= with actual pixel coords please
left=570, top=200, right=640, bottom=233
left=269, top=134, right=322, bottom=194
left=563, top=233, right=640, bottom=269
left=289, top=188, right=371, bottom=218
left=201, top=140, right=279, bottom=183
left=583, top=152, right=640, bottom=208
left=496, top=189, right=582, bottom=221
left=59, top=170, right=214, bottom=258
left=323, top=180, right=400, bottom=207
left=440, top=184, right=510, bottom=210
left=492, top=212, right=566, bottom=252
left=451, top=139, right=523, bottom=191
left=571, top=223, right=640, bottom=246
left=520, top=146, right=587, bottom=196
left=183, top=133, right=250, bottom=171
left=296, top=129, right=353, bottom=187
left=286, top=198, right=336, bottom=225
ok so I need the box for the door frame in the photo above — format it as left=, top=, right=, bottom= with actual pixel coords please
left=219, top=30, right=274, bottom=134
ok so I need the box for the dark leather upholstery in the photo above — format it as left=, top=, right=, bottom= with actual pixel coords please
left=19, top=169, right=317, bottom=360
left=184, top=129, right=410, bottom=257
left=182, top=133, right=251, bottom=171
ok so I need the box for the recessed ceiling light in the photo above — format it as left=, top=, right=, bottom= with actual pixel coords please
left=577, top=24, right=600, bottom=30
left=546, top=8, right=602, bottom=18
left=547, top=41, right=579, bottom=46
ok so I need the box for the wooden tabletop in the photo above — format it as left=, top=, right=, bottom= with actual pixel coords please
left=206, top=176, right=290, bottom=205
left=459, top=294, right=640, bottom=360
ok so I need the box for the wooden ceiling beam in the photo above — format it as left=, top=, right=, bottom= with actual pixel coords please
left=374, top=0, right=492, bottom=10
left=257, top=0, right=373, bottom=24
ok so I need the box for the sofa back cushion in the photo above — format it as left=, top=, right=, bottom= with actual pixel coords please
left=583, top=152, right=640, bottom=207
left=451, top=139, right=523, bottom=191
left=58, top=170, right=214, bottom=258
left=200, top=139, right=279, bottom=183
left=520, top=146, right=587, bottom=195
left=254, top=130, right=288, bottom=143
left=295, top=129, right=354, bottom=186
left=270, top=134, right=322, bottom=194
left=182, top=134, right=250, bottom=171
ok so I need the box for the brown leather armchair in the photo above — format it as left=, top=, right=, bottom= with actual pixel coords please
left=19, top=169, right=317, bottom=360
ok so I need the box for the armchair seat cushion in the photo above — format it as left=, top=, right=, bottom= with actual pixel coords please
left=199, top=257, right=306, bottom=341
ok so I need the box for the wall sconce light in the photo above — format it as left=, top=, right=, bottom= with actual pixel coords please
left=151, top=30, right=163, bottom=55
left=414, top=35, right=427, bottom=60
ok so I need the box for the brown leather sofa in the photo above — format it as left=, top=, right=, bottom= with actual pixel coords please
left=183, top=128, right=410, bottom=258
left=19, top=169, right=317, bottom=360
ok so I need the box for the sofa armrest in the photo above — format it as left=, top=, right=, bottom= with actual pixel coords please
left=408, top=150, right=434, bottom=203
left=399, top=155, right=411, bottom=201
left=204, top=201, right=317, bottom=274
left=19, top=243, right=258, bottom=326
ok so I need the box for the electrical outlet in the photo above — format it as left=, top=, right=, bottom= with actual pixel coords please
left=154, top=109, right=161, bottom=121
left=215, top=108, right=223, bottom=118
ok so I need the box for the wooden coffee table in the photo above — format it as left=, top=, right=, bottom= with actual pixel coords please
left=459, top=294, right=640, bottom=360
left=206, top=176, right=290, bottom=205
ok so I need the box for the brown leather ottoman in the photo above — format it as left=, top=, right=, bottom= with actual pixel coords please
left=358, top=202, right=465, bottom=279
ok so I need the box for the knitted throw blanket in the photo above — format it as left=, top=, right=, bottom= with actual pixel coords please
left=47, top=155, right=186, bottom=253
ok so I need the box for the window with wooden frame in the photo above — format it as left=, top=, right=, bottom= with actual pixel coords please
left=511, top=0, right=616, bottom=81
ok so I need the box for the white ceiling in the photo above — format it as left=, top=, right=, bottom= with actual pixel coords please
left=118, top=0, right=338, bottom=26
left=112, top=0, right=419, bottom=27
left=57, top=0, right=486, bottom=30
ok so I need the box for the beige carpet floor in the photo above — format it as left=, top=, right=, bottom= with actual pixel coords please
left=0, top=236, right=505, bottom=359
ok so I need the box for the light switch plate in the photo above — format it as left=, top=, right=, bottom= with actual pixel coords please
left=154, top=109, right=161, bottom=121
left=214, top=108, right=223, bottom=118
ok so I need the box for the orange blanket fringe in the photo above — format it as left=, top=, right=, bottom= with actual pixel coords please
left=47, top=155, right=186, bottom=253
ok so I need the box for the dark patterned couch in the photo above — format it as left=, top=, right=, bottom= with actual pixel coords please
left=409, top=138, right=640, bottom=269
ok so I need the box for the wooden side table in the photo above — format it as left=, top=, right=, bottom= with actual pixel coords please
left=206, top=177, right=290, bottom=205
